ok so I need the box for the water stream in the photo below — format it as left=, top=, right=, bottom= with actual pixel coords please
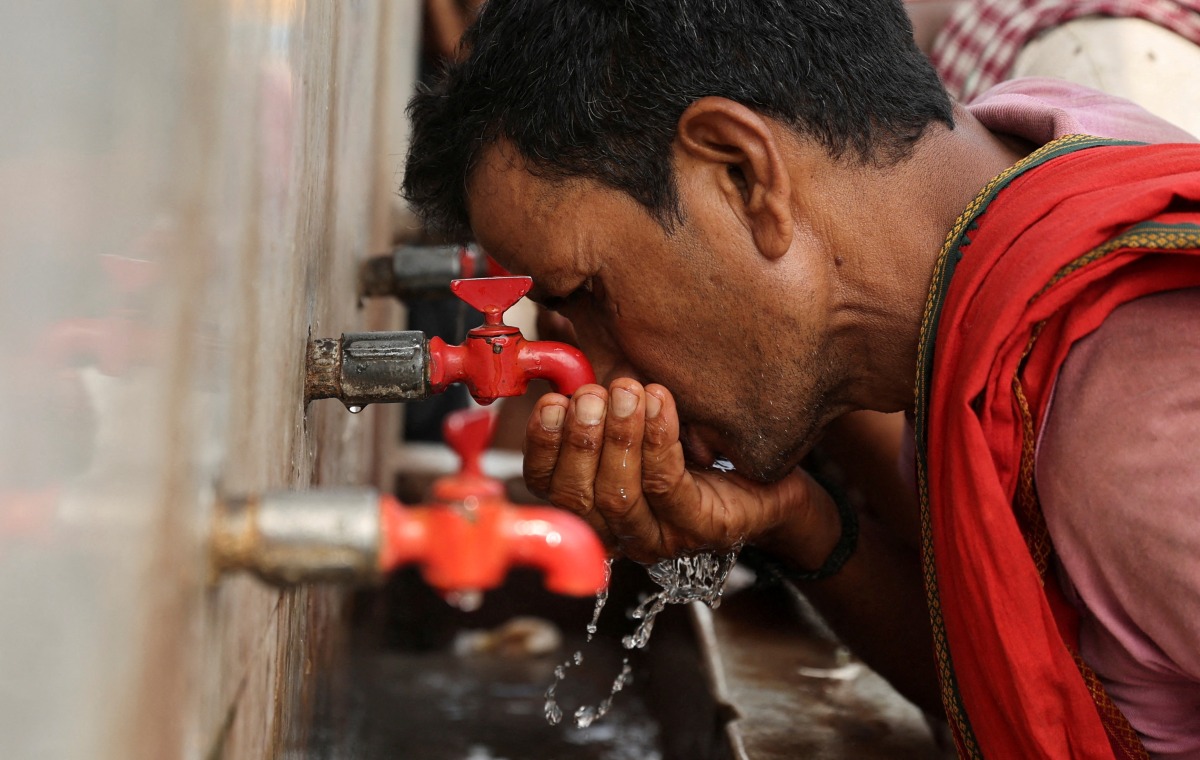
left=544, top=550, right=740, bottom=729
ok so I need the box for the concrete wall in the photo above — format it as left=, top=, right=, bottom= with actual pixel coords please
left=0, top=1, right=420, bottom=757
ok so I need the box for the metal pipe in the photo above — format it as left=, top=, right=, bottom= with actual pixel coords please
left=304, top=331, right=430, bottom=408
left=358, top=244, right=511, bottom=301
left=211, top=488, right=382, bottom=585
left=358, top=244, right=471, bottom=300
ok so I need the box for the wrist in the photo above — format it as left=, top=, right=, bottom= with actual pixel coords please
left=754, top=471, right=858, bottom=581
left=757, top=470, right=839, bottom=562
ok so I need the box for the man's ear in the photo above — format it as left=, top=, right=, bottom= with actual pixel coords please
left=675, top=97, right=794, bottom=260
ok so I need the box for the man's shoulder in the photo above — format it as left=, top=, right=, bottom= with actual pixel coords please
left=1041, top=288, right=1200, bottom=459
left=1035, top=287, right=1200, bottom=745
left=967, top=76, right=1198, bottom=145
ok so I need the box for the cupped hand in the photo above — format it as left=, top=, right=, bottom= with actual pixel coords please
left=522, top=379, right=824, bottom=564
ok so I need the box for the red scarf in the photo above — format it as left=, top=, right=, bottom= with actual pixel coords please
left=915, top=136, right=1200, bottom=759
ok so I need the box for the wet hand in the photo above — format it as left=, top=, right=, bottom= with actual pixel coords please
left=523, top=380, right=822, bottom=564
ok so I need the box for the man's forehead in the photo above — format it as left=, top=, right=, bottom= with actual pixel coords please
left=467, top=140, right=571, bottom=221
left=465, top=142, right=592, bottom=276
left=464, top=139, right=667, bottom=283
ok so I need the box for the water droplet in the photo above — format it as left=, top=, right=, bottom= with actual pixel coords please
left=443, top=590, right=483, bottom=612
left=544, top=699, right=563, bottom=725
left=347, top=404, right=365, bottom=414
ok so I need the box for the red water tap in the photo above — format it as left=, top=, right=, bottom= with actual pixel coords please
left=377, top=408, right=608, bottom=597
left=458, top=248, right=511, bottom=279
left=427, top=276, right=595, bottom=405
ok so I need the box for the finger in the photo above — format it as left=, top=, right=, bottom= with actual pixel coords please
left=523, top=393, right=569, bottom=499
left=592, top=380, right=664, bottom=558
left=639, top=385, right=704, bottom=545
left=544, top=384, right=614, bottom=544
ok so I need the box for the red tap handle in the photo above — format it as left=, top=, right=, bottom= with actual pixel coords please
left=451, top=276, right=531, bottom=326
left=442, top=408, right=496, bottom=480
left=484, top=255, right=511, bottom=278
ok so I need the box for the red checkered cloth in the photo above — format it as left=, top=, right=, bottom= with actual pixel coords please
left=930, top=0, right=1200, bottom=100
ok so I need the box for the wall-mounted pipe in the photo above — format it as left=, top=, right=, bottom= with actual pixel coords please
left=211, top=488, right=382, bottom=585
left=358, top=243, right=508, bottom=301
left=305, top=331, right=429, bottom=409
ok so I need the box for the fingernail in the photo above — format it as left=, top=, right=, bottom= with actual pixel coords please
left=645, top=393, right=662, bottom=419
left=541, top=404, right=564, bottom=431
left=575, top=394, right=605, bottom=426
left=611, top=388, right=637, bottom=419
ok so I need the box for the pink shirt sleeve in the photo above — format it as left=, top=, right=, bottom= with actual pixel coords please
left=1036, top=288, right=1200, bottom=758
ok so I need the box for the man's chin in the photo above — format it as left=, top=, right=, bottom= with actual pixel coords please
left=689, top=448, right=795, bottom=485
left=735, top=458, right=796, bottom=484
left=680, top=424, right=810, bottom=483
left=728, top=435, right=818, bottom=484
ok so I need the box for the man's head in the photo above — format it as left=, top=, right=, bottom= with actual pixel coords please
left=403, top=0, right=954, bottom=480
left=404, top=0, right=951, bottom=237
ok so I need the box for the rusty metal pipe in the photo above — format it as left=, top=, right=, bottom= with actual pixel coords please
left=304, top=331, right=430, bottom=407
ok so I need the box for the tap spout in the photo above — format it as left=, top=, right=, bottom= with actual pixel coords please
left=506, top=507, right=609, bottom=596
left=377, top=496, right=607, bottom=597
left=428, top=333, right=595, bottom=405
left=517, top=340, right=595, bottom=397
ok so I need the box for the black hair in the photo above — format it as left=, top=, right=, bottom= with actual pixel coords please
left=403, top=0, right=954, bottom=239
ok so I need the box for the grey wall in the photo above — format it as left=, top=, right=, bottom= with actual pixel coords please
left=0, top=1, right=420, bottom=757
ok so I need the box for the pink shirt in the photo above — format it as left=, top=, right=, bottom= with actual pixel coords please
left=968, top=76, right=1197, bottom=143
left=969, top=80, right=1200, bottom=756
left=1037, top=290, right=1200, bottom=758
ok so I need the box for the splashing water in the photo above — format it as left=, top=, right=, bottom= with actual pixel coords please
left=622, top=549, right=739, bottom=649
left=544, top=550, right=740, bottom=728
left=585, top=560, right=612, bottom=643
left=572, top=659, right=633, bottom=729
left=544, top=560, right=613, bottom=726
